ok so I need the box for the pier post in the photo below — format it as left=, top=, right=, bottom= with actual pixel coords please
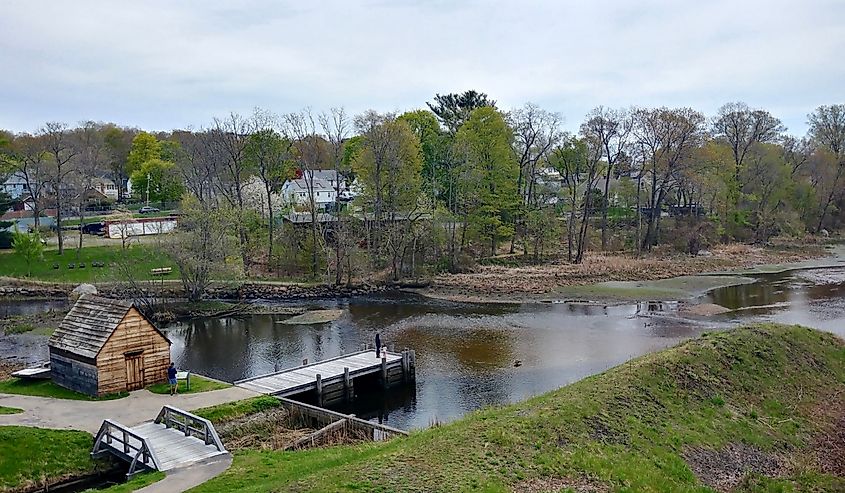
left=303, top=358, right=308, bottom=365
left=409, top=350, right=416, bottom=380
left=381, top=357, right=388, bottom=389
left=343, top=367, right=352, bottom=401
left=316, top=373, right=323, bottom=407
left=401, top=350, right=408, bottom=383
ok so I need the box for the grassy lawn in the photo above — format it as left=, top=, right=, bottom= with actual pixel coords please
left=194, top=396, right=282, bottom=423
left=146, top=375, right=231, bottom=395
left=0, top=244, right=179, bottom=282
left=0, top=426, right=101, bottom=491
left=0, top=378, right=127, bottom=401
left=191, top=324, right=845, bottom=492
left=0, top=406, right=22, bottom=414
left=83, top=471, right=166, bottom=493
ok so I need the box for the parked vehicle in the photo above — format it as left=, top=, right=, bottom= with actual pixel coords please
left=138, top=206, right=160, bottom=214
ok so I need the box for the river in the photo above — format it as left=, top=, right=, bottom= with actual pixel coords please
left=2, top=266, right=843, bottom=430
left=161, top=265, right=845, bottom=430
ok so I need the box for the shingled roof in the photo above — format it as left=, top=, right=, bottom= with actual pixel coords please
left=48, top=295, right=166, bottom=360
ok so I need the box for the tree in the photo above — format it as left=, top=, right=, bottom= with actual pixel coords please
left=72, top=121, right=109, bottom=256
left=126, top=132, right=162, bottom=176
left=210, top=112, right=254, bottom=271
left=398, top=110, right=447, bottom=202
left=353, top=112, right=425, bottom=279
left=427, top=90, right=496, bottom=134
left=550, top=135, right=587, bottom=261
left=130, top=159, right=185, bottom=204
left=807, top=104, right=845, bottom=232
left=12, top=227, right=44, bottom=277
left=319, top=107, right=352, bottom=285
left=245, top=119, right=295, bottom=263
left=455, top=107, right=519, bottom=256
left=633, top=107, right=706, bottom=250
left=3, top=134, right=51, bottom=229
left=509, top=103, right=564, bottom=254
left=41, top=122, right=78, bottom=255
left=712, top=102, right=784, bottom=214
left=103, top=125, right=135, bottom=200
left=163, top=196, right=240, bottom=301
left=580, top=107, right=632, bottom=250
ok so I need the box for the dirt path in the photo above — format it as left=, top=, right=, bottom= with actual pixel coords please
left=0, top=386, right=258, bottom=433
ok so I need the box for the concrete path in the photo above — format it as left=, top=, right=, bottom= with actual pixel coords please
left=0, top=386, right=258, bottom=433
left=136, top=455, right=233, bottom=493
left=0, top=386, right=256, bottom=492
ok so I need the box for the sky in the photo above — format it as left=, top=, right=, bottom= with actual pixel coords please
left=1, top=0, right=843, bottom=136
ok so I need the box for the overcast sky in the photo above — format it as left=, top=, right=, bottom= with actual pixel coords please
left=1, top=0, right=843, bottom=135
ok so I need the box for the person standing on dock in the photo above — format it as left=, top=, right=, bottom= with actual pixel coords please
left=375, top=333, right=381, bottom=358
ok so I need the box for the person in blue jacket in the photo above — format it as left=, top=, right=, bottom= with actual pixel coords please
left=167, top=363, right=178, bottom=396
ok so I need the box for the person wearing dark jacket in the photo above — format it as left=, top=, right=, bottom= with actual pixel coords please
left=167, top=363, right=178, bottom=395
left=375, top=333, right=382, bottom=358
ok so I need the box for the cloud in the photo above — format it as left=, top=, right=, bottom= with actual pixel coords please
left=0, top=0, right=843, bottom=134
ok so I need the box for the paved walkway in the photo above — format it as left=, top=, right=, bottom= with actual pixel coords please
left=0, top=386, right=258, bottom=433
left=0, top=387, right=257, bottom=492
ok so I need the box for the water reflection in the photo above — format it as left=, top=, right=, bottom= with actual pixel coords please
left=165, top=295, right=707, bottom=429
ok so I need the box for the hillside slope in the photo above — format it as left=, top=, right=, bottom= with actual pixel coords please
left=193, top=324, right=845, bottom=493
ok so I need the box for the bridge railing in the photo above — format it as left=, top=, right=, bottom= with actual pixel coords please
left=154, top=405, right=226, bottom=453
left=92, top=419, right=161, bottom=476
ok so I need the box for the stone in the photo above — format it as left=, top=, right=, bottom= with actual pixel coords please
left=69, top=283, right=98, bottom=301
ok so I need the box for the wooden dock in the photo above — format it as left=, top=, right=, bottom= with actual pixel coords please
left=92, top=406, right=226, bottom=476
left=235, top=348, right=415, bottom=406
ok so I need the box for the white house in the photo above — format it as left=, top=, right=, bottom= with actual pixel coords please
left=89, top=177, right=118, bottom=201
left=282, top=177, right=337, bottom=208
left=2, top=171, right=29, bottom=199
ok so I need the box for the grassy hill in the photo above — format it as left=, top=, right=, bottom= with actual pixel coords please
left=192, top=324, right=845, bottom=492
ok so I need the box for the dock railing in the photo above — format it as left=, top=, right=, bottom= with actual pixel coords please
left=154, top=405, right=226, bottom=453
left=92, top=419, right=161, bottom=476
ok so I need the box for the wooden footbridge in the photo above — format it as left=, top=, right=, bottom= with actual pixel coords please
left=235, top=347, right=416, bottom=406
left=92, top=405, right=227, bottom=476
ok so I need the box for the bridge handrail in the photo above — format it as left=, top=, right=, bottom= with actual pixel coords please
left=92, top=419, right=161, bottom=475
left=154, top=405, right=226, bottom=453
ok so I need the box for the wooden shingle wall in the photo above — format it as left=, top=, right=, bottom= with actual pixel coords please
left=96, top=307, right=171, bottom=395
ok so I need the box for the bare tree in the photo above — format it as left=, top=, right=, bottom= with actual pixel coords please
left=6, top=134, right=51, bottom=229
left=284, top=109, right=325, bottom=279
left=319, top=107, right=351, bottom=285
left=807, top=104, right=845, bottom=232
left=71, top=121, right=109, bottom=256
left=209, top=113, right=253, bottom=270
left=580, top=107, right=632, bottom=250
left=712, top=102, right=784, bottom=195
left=508, top=103, right=564, bottom=254
left=633, top=107, right=706, bottom=250
left=41, top=122, right=78, bottom=254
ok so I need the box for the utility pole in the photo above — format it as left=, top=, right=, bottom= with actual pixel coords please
left=145, top=172, right=150, bottom=205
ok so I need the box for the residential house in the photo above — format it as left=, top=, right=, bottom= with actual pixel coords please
left=89, top=177, right=119, bottom=201
left=1, top=171, right=29, bottom=200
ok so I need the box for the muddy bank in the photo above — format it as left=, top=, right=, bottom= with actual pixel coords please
left=421, top=243, right=835, bottom=304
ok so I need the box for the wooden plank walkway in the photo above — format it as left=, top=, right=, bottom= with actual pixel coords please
left=92, top=406, right=227, bottom=476
left=235, top=350, right=404, bottom=396
left=131, top=422, right=224, bottom=471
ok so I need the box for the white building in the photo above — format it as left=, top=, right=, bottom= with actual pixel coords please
left=282, top=177, right=337, bottom=208
left=89, top=177, right=118, bottom=201
left=2, top=171, right=29, bottom=199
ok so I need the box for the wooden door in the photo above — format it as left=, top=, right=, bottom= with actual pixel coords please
left=125, top=354, right=145, bottom=390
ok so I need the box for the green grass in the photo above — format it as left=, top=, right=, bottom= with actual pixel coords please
left=0, top=378, right=127, bottom=401
left=83, top=471, right=166, bottom=493
left=146, top=375, right=231, bottom=395
left=0, top=406, right=22, bottom=414
left=190, top=325, right=845, bottom=492
left=0, top=245, right=179, bottom=282
left=194, top=396, right=283, bottom=423
left=0, top=426, right=101, bottom=491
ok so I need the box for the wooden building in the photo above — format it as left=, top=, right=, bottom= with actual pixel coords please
left=48, top=295, right=171, bottom=396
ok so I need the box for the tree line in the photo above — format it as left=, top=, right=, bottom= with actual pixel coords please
left=1, top=94, right=844, bottom=298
